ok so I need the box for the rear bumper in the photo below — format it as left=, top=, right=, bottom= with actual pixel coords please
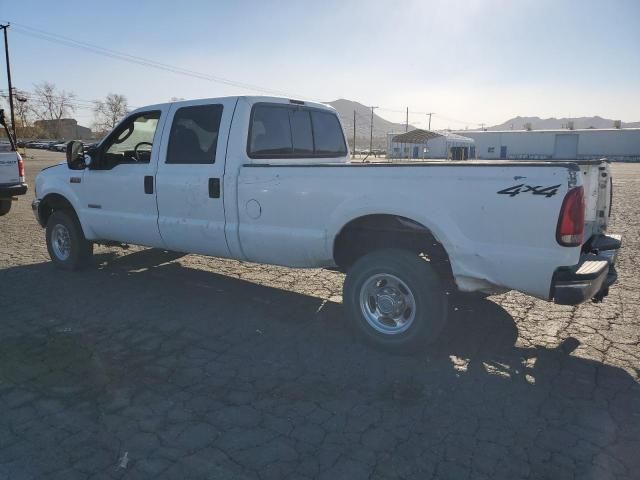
left=551, top=233, right=621, bottom=305
left=0, top=182, right=28, bottom=198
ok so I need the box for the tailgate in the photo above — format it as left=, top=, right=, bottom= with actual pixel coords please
left=577, top=159, right=611, bottom=239
left=0, top=151, right=20, bottom=185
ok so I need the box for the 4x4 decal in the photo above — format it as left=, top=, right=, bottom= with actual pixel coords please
left=497, top=184, right=561, bottom=198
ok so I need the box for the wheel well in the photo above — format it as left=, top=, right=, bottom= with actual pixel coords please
left=38, top=193, right=77, bottom=227
left=333, top=214, right=453, bottom=280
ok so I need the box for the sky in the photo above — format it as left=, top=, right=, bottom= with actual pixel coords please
left=1, top=0, right=639, bottom=130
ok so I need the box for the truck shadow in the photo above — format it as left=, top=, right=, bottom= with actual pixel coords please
left=1, top=248, right=638, bottom=476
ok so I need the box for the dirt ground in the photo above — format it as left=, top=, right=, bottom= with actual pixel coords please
left=0, top=150, right=638, bottom=479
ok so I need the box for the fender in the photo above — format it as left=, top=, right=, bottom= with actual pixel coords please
left=326, top=191, right=462, bottom=269
left=36, top=166, right=96, bottom=239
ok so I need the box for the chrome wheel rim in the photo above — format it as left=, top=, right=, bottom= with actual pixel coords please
left=51, top=224, right=71, bottom=261
left=359, top=273, right=416, bottom=335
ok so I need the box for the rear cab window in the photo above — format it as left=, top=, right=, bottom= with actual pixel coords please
left=248, top=103, right=346, bottom=159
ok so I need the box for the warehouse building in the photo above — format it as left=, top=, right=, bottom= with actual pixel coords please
left=454, top=128, right=640, bottom=161
left=387, top=129, right=475, bottom=160
left=33, top=118, right=92, bottom=140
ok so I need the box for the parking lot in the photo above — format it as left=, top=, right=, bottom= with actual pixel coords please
left=0, top=150, right=638, bottom=479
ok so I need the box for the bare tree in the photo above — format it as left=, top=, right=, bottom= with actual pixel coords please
left=93, top=93, right=128, bottom=133
left=30, top=82, right=77, bottom=137
left=13, top=90, right=31, bottom=130
left=1, top=91, right=40, bottom=139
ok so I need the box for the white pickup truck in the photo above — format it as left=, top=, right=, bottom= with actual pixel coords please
left=0, top=110, right=27, bottom=216
left=32, top=96, right=621, bottom=351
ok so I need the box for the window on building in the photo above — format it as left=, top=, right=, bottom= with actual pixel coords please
left=488, top=147, right=495, bottom=153
left=166, top=104, right=223, bottom=164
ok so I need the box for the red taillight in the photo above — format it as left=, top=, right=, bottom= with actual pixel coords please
left=17, top=153, right=24, bottom=178
left=556, top=186, right=585, bottom=247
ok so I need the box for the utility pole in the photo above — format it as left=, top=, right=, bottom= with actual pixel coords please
left=480, top=123, right=485, bottom=131
left=426, top=112, right=434, bottom=131
left=352, top=110, right=356, bottom=158
left=0, top=24, right=16, bottom=142
left=405, top=107, right=408, bottom=132
left=369, top=106, right=377, bottom=156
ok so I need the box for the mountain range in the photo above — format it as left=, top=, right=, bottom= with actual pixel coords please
left=479, top=116, right=640, bottom=131
left=326, top=99, right=640, bottom=149
left=326, top=99, right=414, bottom=149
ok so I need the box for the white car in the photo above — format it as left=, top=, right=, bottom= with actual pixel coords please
left=32, top=96, right=621, bottom=351
left=0, top=111, right=27, bottom=216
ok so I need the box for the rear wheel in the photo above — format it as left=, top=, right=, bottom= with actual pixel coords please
left=0, top=199, right=11, bottom=216
left=46, top=210, right=93, bottom=270
left=343, top=249, right=448, bottom=352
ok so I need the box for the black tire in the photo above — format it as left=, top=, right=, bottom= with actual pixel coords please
left=343, top=248, right=448, bottom=352
left=0, top=199, right=11, bottom=216
left=46, top=210, right=93, bottom=270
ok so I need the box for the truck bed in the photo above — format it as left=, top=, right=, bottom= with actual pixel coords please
left=234, top=159, right=595, bottom=300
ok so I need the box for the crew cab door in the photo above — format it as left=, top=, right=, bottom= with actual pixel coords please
left=79, top=107, right=167, bottom=247
left=155, top=98, right=237, bottom=256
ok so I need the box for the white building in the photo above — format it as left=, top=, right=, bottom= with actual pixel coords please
left=454, top=128, right=640, bottom=161
left=387, top=129, right=475, bottom=160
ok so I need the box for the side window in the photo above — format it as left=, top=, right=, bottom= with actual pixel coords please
left=102, top=111, right=160, bottom=166
left=248, top=103, right=347, bottom=159
left=166, top=104, right=223, bottom=164
left=310, top=110, right=347, bottom=156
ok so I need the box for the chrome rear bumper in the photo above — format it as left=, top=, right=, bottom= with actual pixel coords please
left=552, top=233, right=621, bottom=305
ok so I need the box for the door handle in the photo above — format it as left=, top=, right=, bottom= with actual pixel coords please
left=144, top=176, right=154, bottom=194
left=209, top=178, right=220, bottom=198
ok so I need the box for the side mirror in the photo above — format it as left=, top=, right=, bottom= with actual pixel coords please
left=66, top=140, right=86, bottom=170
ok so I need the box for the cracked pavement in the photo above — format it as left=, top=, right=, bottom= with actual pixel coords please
left=0, top=151, right=638, bottom=479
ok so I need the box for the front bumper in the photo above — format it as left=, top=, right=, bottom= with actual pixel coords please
left=552, top=234, right=621, bottom=305
left=0, top=182, right=28, bottom=198
left=31, top=199, right=45, bottom=227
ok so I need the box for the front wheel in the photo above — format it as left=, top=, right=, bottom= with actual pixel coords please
left=343, top=249, right=448, bottom=352
left=46, top=210, right=93, bottom=270
left=0, top=199, right=11, bottom=216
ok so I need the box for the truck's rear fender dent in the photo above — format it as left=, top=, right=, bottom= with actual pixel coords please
left=332, top=214, right=455, bottom=284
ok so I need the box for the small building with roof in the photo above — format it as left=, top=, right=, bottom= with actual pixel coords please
left=387, top=129, right=475, bottom=160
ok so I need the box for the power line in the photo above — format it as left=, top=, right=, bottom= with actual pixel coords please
left=0, top=92, right=95, bottom=111
left=7, top=21, right=488, bottom=129
left=0, top=89, right=141, bottom=114
left=10, top=22, right=312, bottom=100
left=1, top=89, right=94, bottom=106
